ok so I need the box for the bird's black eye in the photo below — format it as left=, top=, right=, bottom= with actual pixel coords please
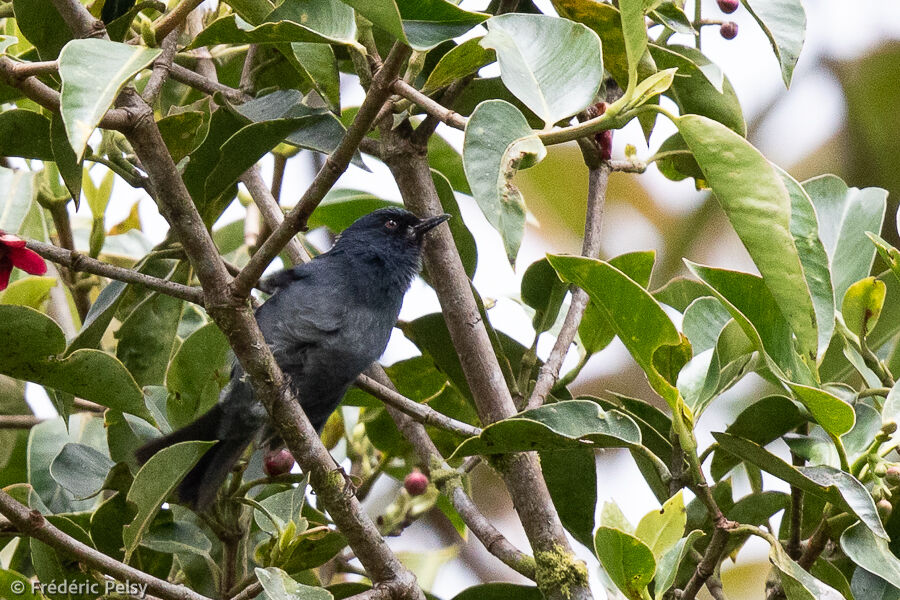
left=384, top=219, right=398, bottom=230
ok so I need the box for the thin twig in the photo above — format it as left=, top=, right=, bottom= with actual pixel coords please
left=391, top=80, right=467, bottom=130
left=25, top=240, right=205, bottom=305
left=142, top=27, right=180, bottom=104
left=168, top=63, right=251, bottom=103
left=0, top=415, right=44, bottom=429
left=238, top=165, right=309, bottom=265
left=680, top=518, right=734, bottom=600
left=524, top=163, right=610, bottom=411
left=0, top=489, right=214, bottom=600
left=152, top=0, right=204, bottom=44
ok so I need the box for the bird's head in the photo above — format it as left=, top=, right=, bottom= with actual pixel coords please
left=332, top=208, right=450, bottom=254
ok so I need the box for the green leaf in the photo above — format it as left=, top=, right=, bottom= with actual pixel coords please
left=868, top=232, right=900, bottom=287
left=649, top=44, right=744, bottom=135
left=802, top=175, right=887, bottom=307
left=710, top=395, right=805, bottom=480
left=190, top=0, right=358, bottom=48
left=653, top=529, right=704, bottom=600
left=11, top=0, right=72, bottom=59
left=157, top=111, right=207, bottom=164
left=59, top=39, right=162, bottom=160
left=67, top=280, right=127, bottom=353
left=842, top=277, right=886, bottom=339
left=255, top=567, right=333, bottom=600
left=307, top=190, right=399, bottom=232
left=841, top=522, right=900, bottom=589
left=778, top=167, right=835, bottom=361
left=428, top=133, right=471, bottom=195
left=50, top=112, right=83, bottom=206
left=618, top=0, right=648, bottom=92
left=450, top=584, right=543, bottom=600
left=676, top=114, right=817, bottom=360
left=0, top=568, right=43, bottom=600
left=0, top=305, right=152, bottom=421
left=742, top=0, right=806, bottom=87
left=341, top=0, right=487, bottom=51
left=431, top=169, right=477, bottom=279
left=786, top=383, right=854, bottom=437
left=0, top=109, right=53, bottom=160
left=165, top=323, right=230, bottom=429
left=548, top=255, right=685, bottom=412
left=851, top=566, right=900, bottom=600
left=769, top=542, right=843, bottom=600
left=0, top=167, right=35, bottom=234
left=541, top=448, right=596, bottom=549
left=254, top=483, right=307, bottom=535
left=634, top=491, right=686, bottom=561
left=481, top=14, right=603, bottom=127
left=451, top=400, right=641, bottom=457
left=653, top=276, right=712, bottom=312
left=141, top=521, right=213, bottom=555
left=594, top=526, right=655, bottom=600
left=0, top=276, right=56, bottom=309
left=123, top=440, right=216, bottom=561
left=463, top=100, right=544, bottom=263
left=713, top=433, right=887, bottom=539
left=522, top=258, right=567, bottom=334
left=289, top=42, right=340, bottom=111
left=681, top=296, right=732, bottom=354
left=49, top=442, right=114, bottom=500
left=578, top=251, right=656, bottom=355
left=422, top=37, right=496, bottom=95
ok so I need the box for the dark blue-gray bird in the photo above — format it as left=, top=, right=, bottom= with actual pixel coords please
left=136, top=208, right=450, bottom=509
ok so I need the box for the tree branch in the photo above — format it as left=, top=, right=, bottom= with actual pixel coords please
left=230, top=43, right=412, bottom=296
left=0, top=489, right=213, bottom=600
left=168, top=63, right=252, bottom=103
left=25, top=240, right=205, bottom=304
left=524, top=163, right=609, bottom=410
left=152, top=0, right=204, bottom=44
left=391, top=80, right=466, bottom=131
left=0, top=415, right=44, bottom=429
left=142, top=27, right=180, bottom=104
left=238, top=165, right=308, bottom=266
left=380, top=124, right=591, bottom=600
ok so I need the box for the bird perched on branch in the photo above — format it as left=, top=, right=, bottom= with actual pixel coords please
left=136, top=208, right=450, bottom=509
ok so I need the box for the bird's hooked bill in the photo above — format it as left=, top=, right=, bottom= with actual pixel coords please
left=413, top=213, right=451, bottom=237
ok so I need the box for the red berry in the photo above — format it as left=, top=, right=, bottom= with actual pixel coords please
left=404, top=470, right=429, bottom=496
left=717, top=0, right=739, bottom=14
left=263, top=448, right=294, bottom=477
left=720, top=22, right=738, bottom=40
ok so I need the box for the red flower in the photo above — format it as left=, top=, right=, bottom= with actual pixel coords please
left=0, top=231, right=47, bottom=291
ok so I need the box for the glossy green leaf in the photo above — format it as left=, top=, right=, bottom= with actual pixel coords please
left=869, top=232, right=900, bottom=287
left=0, top=109, right=53, bottom=160
left=769, top=540, right=843, bottom=600
left=579, top=250, right=655, bottom=355
left=713, top=433, right=887, bottom=539
left=548, top=255, right=685, bottom=412
left=0, top=305, right=152, bottom=421
left=742, top=0, right=806, bottom=87
left=851, top=566, right=900, bottom=600
left=653, top=276, right=711, bottom=312
left=481, top=13, right=603, bottom=127
left=255, top=567, right=333, bottom=600
left=653, top=529, right=704, bottom=600
left=49, top=442, right=113, bottom=500
left=841, top=522, right=900, bottom=589
left=428, top=132, right=471, bottom=195
left=123, top=440, right=215, bottom=561
left=422, top=37, right=496, bottom=94
left=710, top=395, right=805, bottom=480
left=618, top=0, right=648, bottom=91
left=431, top=169, right=478, bottom=279
left=0, top=167, right=35, bottom=234
left=541, top=448, right=596, bottom=549
left=289, top=42, right=340, bottom=111
left=157, top=111, right=207, bottom=164
left=221, top=0, right=274, bottom=24
left=165, top=323, right=230, bottom=430
left=451, top=400, right=641, bottom=457
left=59, top=39, right=162, bottom=160
left=650, top=44, right=744, bottom=135
left=0, top=569, right=43, bottom=600
left=66, top=280, right=127, bottom=353
left=450, top=584, right=543, bottom=600
left=307, top=190, right=399, bottom=232
left=254, top=483, right=307, bottom=534
left=634, top=491, right=686, bottom=561
left=463, top=100, right=544, bottom=263
left=594, top=526, right=655, bottom=600
left=802, top=175, right=887, bottom=307
left=677, top=114, right=817, bottom=359
left=686, top=261, right=811, bottom=384
left=786, top=383, right=854, bottom=437
left=522, top=258, right=567, bottom=334
left=189, top=0, right=359, bottom=49
left=778, top=167, right=835, bottom=360
left=0, top=276, right=56, bottom=308
left=842, top=276, right=886, bottom=339
left=341, top=0, right=487, bottom=51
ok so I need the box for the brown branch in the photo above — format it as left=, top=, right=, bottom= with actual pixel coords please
left=142, top=27, right=180, bottom=104
left=356, top=375, right=482, bottom=438
left=26, top=240, right=205, bottom=305
left=46, top=201, right=92, bottom=320
left=0, top=489, right=214, bottom=600
left=524, top=163, right=609, bottom=411
left=153, top=0, right=204, bottom=44
left=168, top=63, right=251, bottom=103
left=0, top=57, right=133, bottom=130
left=680, top=518, right=734, bottom=600
left=230, top=43, right=413, bottom=297
left=238, top=165, right=308, bottom=266
left=0, top=415, right=44, bottom=429
left=391, top=80, right=466, bottom=131
left=380, top=123, right=590, bottom=600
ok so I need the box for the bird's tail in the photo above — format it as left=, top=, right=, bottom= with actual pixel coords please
left=135, top=405, right=253, bottom=510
